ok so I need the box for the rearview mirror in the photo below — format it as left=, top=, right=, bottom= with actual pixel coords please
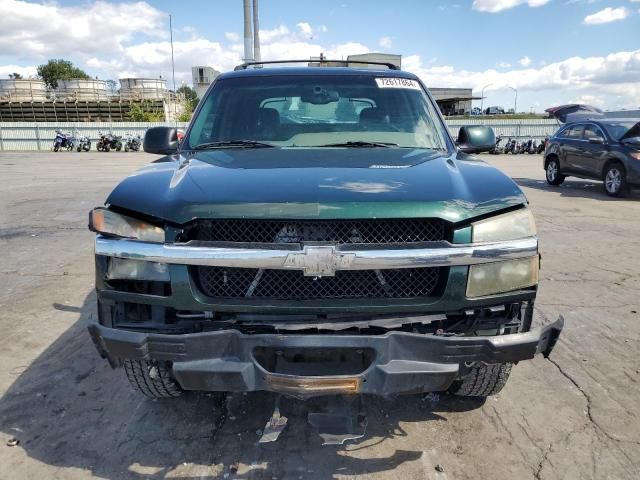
left=456, top=126, right=496, bottom=154
left=143, top=127, right=179, bottom=155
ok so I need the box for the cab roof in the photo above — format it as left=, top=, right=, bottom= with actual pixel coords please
left=218, top=66, right=420, bottom=81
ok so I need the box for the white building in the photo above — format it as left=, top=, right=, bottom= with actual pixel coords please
left=192, top=66, right=220, bottom=99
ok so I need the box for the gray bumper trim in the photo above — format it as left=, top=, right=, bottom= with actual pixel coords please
left=88, top=316, right=563, bottom=396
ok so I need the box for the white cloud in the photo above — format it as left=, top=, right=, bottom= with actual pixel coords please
left=497, top=61, right=512, bottom=68
left=0, top=65, right=37, bottom=78
left=584, top=7, right=630, bottom=24
left=296, top=22, right=313, bottom=37
left=0, top=0, right=166, bottom=58
left=225, top=32, right=240, bottom=42
left=472, top=0, right=552, bottom=13
left=519, top=56, right=532, bottom=66
left=378, top=36, right=393, bottom=49
left=405, top=49, right=640, bottom=110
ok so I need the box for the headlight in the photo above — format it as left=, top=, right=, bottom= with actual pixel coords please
left=472, top=208, right=536, bottom=243
left=466, top=257, right=539, bottom=298
left=89, top=207, right=165, bottom=242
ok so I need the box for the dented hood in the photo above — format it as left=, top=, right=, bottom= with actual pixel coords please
left=106, top=148, right=526, bottom=224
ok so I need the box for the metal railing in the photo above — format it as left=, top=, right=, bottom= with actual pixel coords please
left=0, top=119, right=560, bottom=151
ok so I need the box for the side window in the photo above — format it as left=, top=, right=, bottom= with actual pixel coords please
left=566, top=125, right=584, bottom=138
left=557, top=126, right=572, bottom=138
left=584, top=125, right=604, bottom=141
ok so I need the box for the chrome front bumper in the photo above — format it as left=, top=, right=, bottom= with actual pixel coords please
left=94, top=236, right=538, bottom=277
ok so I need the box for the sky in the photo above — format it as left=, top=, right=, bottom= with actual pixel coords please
left=1, top=0, right=639, bottom=112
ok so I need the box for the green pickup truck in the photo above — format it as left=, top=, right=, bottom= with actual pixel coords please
left=88, top=61, right=562, bottom=400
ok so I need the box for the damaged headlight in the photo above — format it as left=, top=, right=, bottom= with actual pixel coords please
left=89, top=207, right=165, bottom=242
left=472, top=208, right=536, bottom=243
left=467, top=257, right=539, bottom=298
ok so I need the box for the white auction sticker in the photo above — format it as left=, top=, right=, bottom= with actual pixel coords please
left=375, top=77, right=421, bottom=90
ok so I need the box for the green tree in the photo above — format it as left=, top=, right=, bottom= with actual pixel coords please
left=8, top=73, right=23, bottom=80
left=177, top=85, right=199, bottom=112
left=36, top=59, right=90, bottom=89
left=126, top=102, right=165, bottom=122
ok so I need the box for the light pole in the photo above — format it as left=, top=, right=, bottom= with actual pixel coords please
left=480, top=83, right=492, bottom=114
left=507, top=86, right=518, bottom=114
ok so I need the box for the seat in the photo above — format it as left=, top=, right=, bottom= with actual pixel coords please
left=255, top=108, right=280, bottom=140
left=359, top=107, right=388, bottom=130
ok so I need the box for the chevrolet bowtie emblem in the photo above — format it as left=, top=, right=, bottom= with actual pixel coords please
left=283, top=245, right=356, bottom=276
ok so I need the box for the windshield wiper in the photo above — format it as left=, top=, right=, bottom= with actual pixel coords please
left=192, top=140, right=276, bottom=150
left=317, top=141, right=398, bottom=148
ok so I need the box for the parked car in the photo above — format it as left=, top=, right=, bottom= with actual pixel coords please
left=484, top=106, right=505, bottom=115
left=87, top=61, right=562, bottom=403
left=544, top=113, right=640, bottom=196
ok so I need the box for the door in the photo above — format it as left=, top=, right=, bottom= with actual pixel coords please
left=579, top=124, right=608, bottom=177
left=559, top=125, right=585, bottom=174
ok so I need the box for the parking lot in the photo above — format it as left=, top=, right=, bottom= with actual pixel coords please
left=0, top=151, right=639, bottom=480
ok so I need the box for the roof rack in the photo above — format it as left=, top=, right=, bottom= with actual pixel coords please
left=234, top=59, right=400, bottom=71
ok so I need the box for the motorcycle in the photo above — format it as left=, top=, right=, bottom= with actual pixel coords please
left=75, top=132, right=91, bottom=152
left=529, top=139, right=538, bottom=154
left=53, top=129, right=75, bottom=152
left=96, top=131, right=123, bottom=152
left=504, top=138, right=515, bottom=154
left=490, top=135, right=504, bottom=154
left=537, top=136, right=548, bottom=154
left=123, top=133, right=142, bottom=152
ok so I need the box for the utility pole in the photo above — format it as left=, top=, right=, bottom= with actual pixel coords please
left=480, top=83, right=492, bottom=114
left=508, top=86, right=518, bottom=114
left=252, top=0, right=261, bottom=64
left=243, top=0, right=254, bottom=63
left=169, top=14, right=177, bottom=125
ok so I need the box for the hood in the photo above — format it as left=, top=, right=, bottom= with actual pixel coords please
left=106, top=148, right=526, bottom=224
left=545, top=104, right=603, bottom=123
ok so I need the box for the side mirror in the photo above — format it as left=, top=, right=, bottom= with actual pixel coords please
left=143, top=126, right=179, bottom=155
left=456, top=126, right=496, bottom=154
left=588, top=137, right=604, bottom=145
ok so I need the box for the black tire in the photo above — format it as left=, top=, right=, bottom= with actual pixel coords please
left=54, top=144, right=59, bottom=152
left=124, top=359, right=182, bottom=399
left=603, top=162, right=627, bottom=197
left=449, top=362, right=512, bottom=397
left=545, top=157, right=565, bottom=185
left=77, top=145, right=82, bottom=152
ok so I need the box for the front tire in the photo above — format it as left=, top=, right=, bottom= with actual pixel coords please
left=449, top=362, right=512, bottom=397
left=124, top=360, right=182, bottom=399
left=546, top=158, right=565, bottom=185
left=603, top=163, right=627, bottom=197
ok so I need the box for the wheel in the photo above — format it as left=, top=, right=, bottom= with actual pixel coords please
left=54, top=144, right=59, bottom=152
left=449, top=362, right=512, bottom=397
left=124, top=145, right=129, bottom=152
left=104, top=145, right=110, bottom=152
left=124, top=359, right=182, bottom=399
left=603, top=163, right=627, bottom=197
left=545, top=158, right=565, bottom=185
left=85, top=141, right=91, bottom=151
left=77, top=145, right=82, bottom=152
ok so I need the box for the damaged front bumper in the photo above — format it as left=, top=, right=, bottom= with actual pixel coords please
left=88, top=317, right=563, bottom=397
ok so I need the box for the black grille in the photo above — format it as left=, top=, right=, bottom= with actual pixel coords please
left=184, top=219, right=448, bottom=244
left=194, top=266, right=442, bottom=300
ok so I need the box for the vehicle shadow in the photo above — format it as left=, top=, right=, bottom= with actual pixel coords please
left=512, top=177, right=640, bottom=200
left=0, top=291, right=484, bottom=479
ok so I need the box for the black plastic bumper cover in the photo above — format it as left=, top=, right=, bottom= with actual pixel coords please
left=88, top=317, right=563, bottom=397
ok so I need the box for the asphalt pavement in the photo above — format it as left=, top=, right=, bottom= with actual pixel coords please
left=0, top=151, right=639, bottom=479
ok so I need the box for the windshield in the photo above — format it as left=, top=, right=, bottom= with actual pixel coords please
left=186, top=74, right=449, bottom=150
left=603, top=121, right=639, bottom=141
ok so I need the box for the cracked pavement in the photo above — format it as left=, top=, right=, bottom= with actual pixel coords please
left=0, top=152, right=639, bottom=479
